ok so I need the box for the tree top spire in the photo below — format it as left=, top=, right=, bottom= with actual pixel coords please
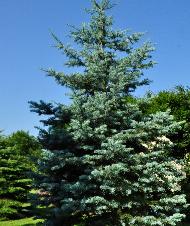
left=89, top=0, right=115, bottom=13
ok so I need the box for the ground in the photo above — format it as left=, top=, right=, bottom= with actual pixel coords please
left=0, top=217, right=43, bottom=226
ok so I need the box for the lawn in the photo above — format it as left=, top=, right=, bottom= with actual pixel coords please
left=0, top=218, right=189, bottom=226
left=0, top=217, right=43, bottom=226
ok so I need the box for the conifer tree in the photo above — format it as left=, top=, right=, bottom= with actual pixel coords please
left=0, top=131, right=41, bottom=220
left=30, top=0, right=187, bottom=225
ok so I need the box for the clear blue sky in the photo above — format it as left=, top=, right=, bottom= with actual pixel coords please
left=0, top=0, right=190, bottom=136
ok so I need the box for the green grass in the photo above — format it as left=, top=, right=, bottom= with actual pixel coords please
left=0, top=218, right=189, bottom=226
left=0, top=217, right=43, bottom=226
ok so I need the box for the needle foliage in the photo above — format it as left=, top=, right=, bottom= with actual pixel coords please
left=30, top=1, right=187, bottom=225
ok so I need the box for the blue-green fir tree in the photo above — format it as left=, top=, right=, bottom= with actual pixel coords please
left=30, top=0, right=187, bottom=225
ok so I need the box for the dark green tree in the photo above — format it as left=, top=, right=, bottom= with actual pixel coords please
left=135, top=86, right=190, bottom=223
left=0, top=131, right=41, bottom=220
left=30, top=1, right=187, bottom=225
left=137, top=86, right=190, bottom=159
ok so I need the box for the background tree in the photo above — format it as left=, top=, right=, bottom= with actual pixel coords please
left=136, top=86, right=190, bottom=159
left=0, top=131, right=41, bottom=220
left=30, top=0, right=187, bottom=225
left=134, top=86, right=190, bottom=223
